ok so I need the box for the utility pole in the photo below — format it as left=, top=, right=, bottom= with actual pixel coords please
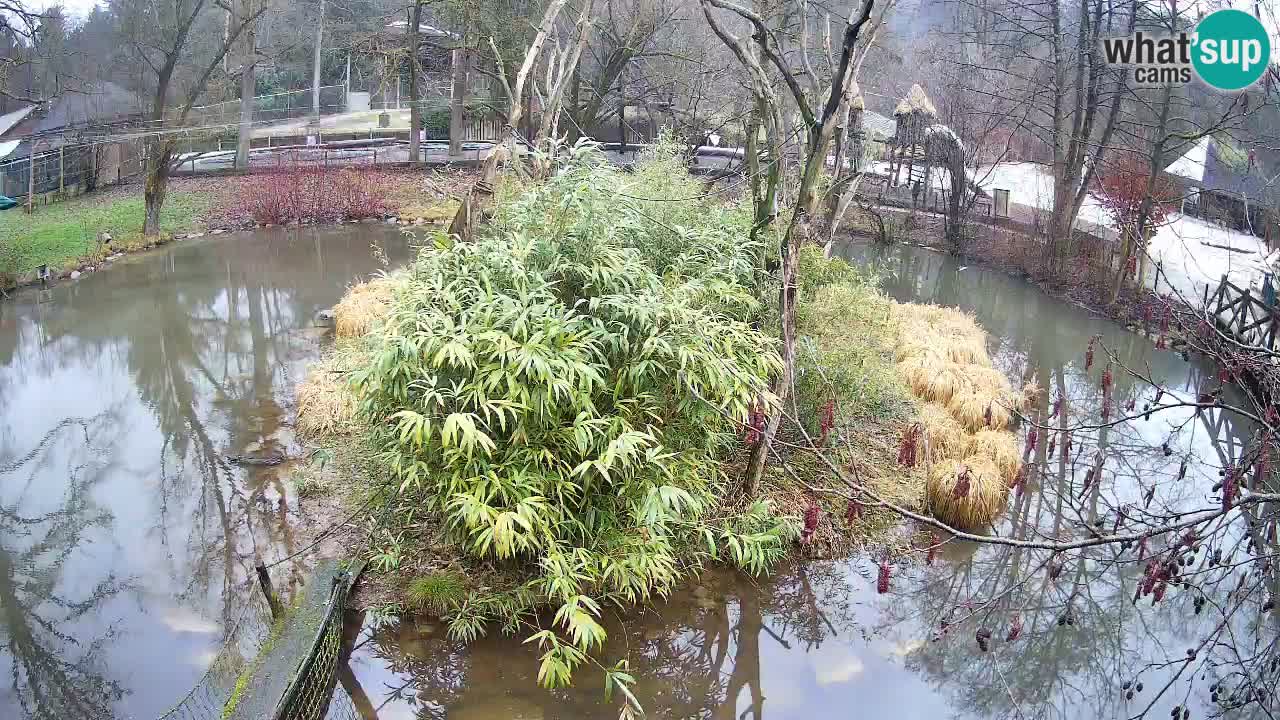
left=312, top=0, right=325, bottom=117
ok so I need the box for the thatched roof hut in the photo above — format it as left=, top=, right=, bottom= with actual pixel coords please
left=894, top=84, right=937, bottom=118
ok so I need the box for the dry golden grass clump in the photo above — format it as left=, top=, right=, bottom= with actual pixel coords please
left=333, top=276, right=399, bottom=338
left=892, top=301, right=1023, bottom=529
left=967, top=429, right=1022, bottom=485
left=947, top=389, right=1012, bottom=433
left=918, top=404, right=967, bottom=464
left=296, top=357, right=360, bottom=436
left=926, top=458, right=1006, bottom=529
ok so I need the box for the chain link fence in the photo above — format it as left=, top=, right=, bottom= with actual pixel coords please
left=176, top=86, right=349, bottom=128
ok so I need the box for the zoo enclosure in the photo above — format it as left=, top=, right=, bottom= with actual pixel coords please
left=0, top=141, right=142, bottom=207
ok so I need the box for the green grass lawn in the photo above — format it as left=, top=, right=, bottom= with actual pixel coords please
left=0, top=188, right=211, bottom=276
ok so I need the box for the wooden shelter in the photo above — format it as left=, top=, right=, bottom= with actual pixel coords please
left=887, top=84, right=937, bottom=189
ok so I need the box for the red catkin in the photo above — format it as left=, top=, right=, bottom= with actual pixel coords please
left=953, top=466, right=972, bottom=499
left=819, top=398, right=836, bottom=445
left=845, top=499, right=863, bottom=525
left=1222, top=465, right=1238, bottom=512
left=1085, top=337, right=1096, bottom=371
left=802, top=504, right=821, bottom=543
left=1006, top=615, right=1023, bottom=642
left=877, top=560, right=891, bottom=594
left=1026, top=427, right=1039, bottom=454
left=898, top=424, right=921, bottom=468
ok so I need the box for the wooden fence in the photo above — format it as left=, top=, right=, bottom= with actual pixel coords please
left=1206, top=275, right=1280, bottom=351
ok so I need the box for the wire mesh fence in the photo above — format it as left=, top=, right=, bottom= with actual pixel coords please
left=0, top=144, right=98, bottom=203
left=273, top=563, right=361, bottom=720
left=174, top=85, right=349, bottom=128
left=155, top=585, right=276, bottom=720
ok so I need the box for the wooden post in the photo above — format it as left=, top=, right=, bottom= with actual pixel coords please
left=27, top=143, right=35, bottom=213
left=1238, top=288, right=1251, bottom=337
left=256, top=562, right=283, bottom=618
left=58, top=146, right=65, bottom=194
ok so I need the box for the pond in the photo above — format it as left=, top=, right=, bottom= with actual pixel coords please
left=1, top=232, right=1267, bottom=719
left=0, top=224, right=412, bottom=720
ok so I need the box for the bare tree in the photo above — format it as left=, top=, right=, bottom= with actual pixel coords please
left=530, top=0, right=595, bottom=174
left=1, top=0, right=41, bottom=104
left=115, top=0, right=265, bottom=235
left=702, top=0, right=877, bottom=493
left=446, top=0, right=569, bottom=242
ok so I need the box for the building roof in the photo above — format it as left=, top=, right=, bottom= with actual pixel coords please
left=1164, top=136, right=1269, bottom=200
left=863, top=111, right=895, bottom=140
left=0, top=106, right=35, bottom=138
left=894, top=84, right=937, bottom=117
left=0, top=83, right=141, bottom=163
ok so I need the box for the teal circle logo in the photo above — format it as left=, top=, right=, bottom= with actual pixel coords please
left=1192, top=9, right=1271, bottom=91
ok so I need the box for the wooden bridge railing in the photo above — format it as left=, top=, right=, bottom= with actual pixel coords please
left=1206, top=274, right=1280, bottom=352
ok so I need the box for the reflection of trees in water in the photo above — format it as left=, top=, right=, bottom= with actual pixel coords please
left=351, top=562, right=863, bottom=719
left=0, top=412, right=129, bottom=719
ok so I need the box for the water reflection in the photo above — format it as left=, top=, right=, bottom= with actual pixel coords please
left=345, top=242, right=1274, bottom=720
left=0, top=226, right=411, bottom=719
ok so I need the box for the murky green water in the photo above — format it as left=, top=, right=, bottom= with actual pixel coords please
left=1, top=233, right=1268, bottom=719
left=339, top=242, right=1269, bottom=720
left=0, top=225, right=411, bottom=719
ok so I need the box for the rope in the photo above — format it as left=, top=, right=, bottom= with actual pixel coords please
left=259, top=489, right=384, bottom=570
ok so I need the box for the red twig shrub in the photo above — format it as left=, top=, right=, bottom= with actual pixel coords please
left=1095, top=156, right=1177, bottom=241
left=217, top=164, right=392, bottom=227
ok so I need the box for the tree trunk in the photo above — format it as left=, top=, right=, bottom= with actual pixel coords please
left=1111, top=76, right=1174, bottom=304
left=143, top=137, right=173, bottom=236
left=235, top=0, right=256, bottom=171
left=312, top=0, right=325, bottom=117
left=449, top=46, right=467, bottom=157
left=408, top=1, right=422, bottom=163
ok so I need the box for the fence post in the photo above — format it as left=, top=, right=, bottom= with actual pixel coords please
left=27, top=144, right=35, bottom=213
left=1238, top=289, right=1251, bottom=337
left=58, top=146, right=65, bottom=195
left=255, top=562, right=282, bottom=619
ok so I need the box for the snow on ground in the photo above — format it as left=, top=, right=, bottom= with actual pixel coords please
left=1147, top=215, right=1273, bottom=304
left=869, top=160, right=987, bottom=193
left=975, top=162, right=1274, bottom=305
